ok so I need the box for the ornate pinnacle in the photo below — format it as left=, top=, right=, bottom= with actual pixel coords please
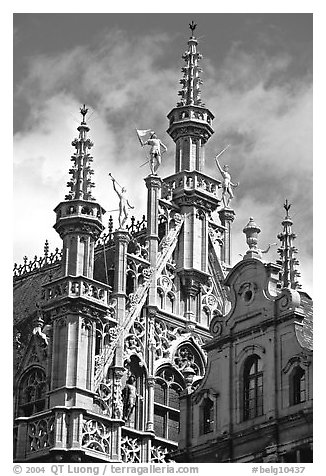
left=65, top=105, right=96, bottom=202
left=177, top=24, right=204, bottom=107
left=277, top=200, right=301, bottom=290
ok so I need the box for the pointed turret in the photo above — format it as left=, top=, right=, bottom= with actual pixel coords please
left=167, top=23, right=214, bottom=172
left=53, top=105, right=105, bottom=278
left=65, top=104, right=95, bottom=201
left=277, top=200, right=301, bottom=289
left=177, top=21, right=204, bottom=108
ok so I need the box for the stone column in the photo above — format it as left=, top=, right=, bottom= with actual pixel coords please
left=144, top=175, right=162, bottom=306
left=146, top=376, right=156, bottom=432
left=218, top=208, right=235, bottom=267
left=146, top=308, right=157, bottom=432
left=113, top=229, right=130, bottom=366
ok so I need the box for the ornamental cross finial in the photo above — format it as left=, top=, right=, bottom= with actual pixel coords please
left=189, top=21, right=197, bottom=35
left=80, top=104, right=88, bottom=124
left=284, top=199, right=291, bottom=216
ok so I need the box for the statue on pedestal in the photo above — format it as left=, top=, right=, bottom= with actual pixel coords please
left=122, top=375, right=137, bottom=422
left=109, top=174, right=134, bottom=229
left=136, top=130, right=167, bottom=175
left=214, top=146, right=239, bottom=208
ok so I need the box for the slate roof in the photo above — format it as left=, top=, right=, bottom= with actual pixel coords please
left=13, top=264, right=62, bottom=327
left=13, top=245, right=116, bottom=329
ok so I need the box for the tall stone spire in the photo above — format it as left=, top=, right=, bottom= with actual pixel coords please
left=277, top=200, right=301, bottom=289
left=177, top=21, right=204, bottom=107
left=167, top=23, right=214, bottom=173
left=65, top=104, right=95, bottom=201
left=53, top=105, right=105, bottom=278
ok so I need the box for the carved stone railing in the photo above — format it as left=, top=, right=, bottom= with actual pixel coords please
left=164, top=171, right=221, bottom=198
left=13, top=242, right=62, bottom=279
left=26, top=411, right=55, bottom=455
left=96, top=215, right=147, bottom=251
left=41, top=275, right=111, bottom=307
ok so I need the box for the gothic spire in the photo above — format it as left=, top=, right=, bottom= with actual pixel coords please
left=277, top=200, right=301, bottom=290
left=177, top=22, right=204, bottom=107
left=65, top=105, right=96, bottom=201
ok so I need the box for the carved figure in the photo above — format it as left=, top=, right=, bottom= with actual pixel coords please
left=142, top=133, right=167, bottom=175
left=110, top=174, right=134, bottom=228
left=215, top=155, right=239, bottom=208
left=33, top=304, right=49, bottom=346
left=122, top=375, right=137, bottom=422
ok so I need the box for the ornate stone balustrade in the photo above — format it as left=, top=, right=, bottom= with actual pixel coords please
left=164, top=171, right=221, bottom=198
left=13, top=242, right=62, bottom=279
left=17, top=409, right=121, bottom=460
left=42, top=275, right=111, bottom=306
left=25, top=411, right=55, bottom=455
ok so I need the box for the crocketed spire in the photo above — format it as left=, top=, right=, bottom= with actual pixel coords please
left=177, top=21, right=204, bottom=107
left=65, top=105, right=96, bottom=201
left=277, top=200, right=301, bottom=289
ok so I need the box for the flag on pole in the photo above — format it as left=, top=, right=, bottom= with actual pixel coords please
left=135, top=129, right=153, bottom=147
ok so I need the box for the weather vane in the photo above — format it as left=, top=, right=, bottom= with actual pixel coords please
left=189, top=21, right=197, bottom=35
left=80, top=104, right=88, bottom=124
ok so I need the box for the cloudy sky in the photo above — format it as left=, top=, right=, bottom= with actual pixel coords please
left=13, top=13, right=312, bottom=294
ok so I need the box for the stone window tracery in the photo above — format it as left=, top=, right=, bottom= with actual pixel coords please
left=154, top=367, right=184, bottom=441
left=18, top=368, right=47, bottom=417
left=174, top=344, right=204, bottom=376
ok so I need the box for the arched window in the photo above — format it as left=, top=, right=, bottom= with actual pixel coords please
left=290, top=367, right=306, bottom=406
left=166, top=292, right=175, bottom=314
left=243, top=355, right=263, bottom=420
left=200, top=397, right=214, bottom=434
left=154, top=367, right=184, bottom=441
left=18, top=368, right=47, bottom=417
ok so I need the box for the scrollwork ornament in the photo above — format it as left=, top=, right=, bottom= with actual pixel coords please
left=210, top=319, right=223, bottom=337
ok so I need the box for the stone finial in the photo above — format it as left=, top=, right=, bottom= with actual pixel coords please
left=182, top=366, right=196, bottom=388
left=80, top=104, right=88, bottom=124
left=189, top=21, right=197, bottom=36
left=243, top=217, right=262, bottom=259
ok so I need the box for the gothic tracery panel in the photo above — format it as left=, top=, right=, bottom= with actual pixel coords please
left=82, top=418, right=111, bottom=455
left=121, top=435, right=141, bottom=463
left=27, top=415, right=55, bottom=453
left=174, top=343, right=205, bottom=376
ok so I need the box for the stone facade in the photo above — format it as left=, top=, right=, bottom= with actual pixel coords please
left=13, top=26, right=312, bottom=464
left=175, top=257, right=313, bottom=463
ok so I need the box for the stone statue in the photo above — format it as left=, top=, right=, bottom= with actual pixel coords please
left=122, top=375, right=137, bottom=422
left=110, top=174, right=134, bottom=228
left=142, top=132, right=167, bottom=175
left=215, top=154, right=239, bottom=208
